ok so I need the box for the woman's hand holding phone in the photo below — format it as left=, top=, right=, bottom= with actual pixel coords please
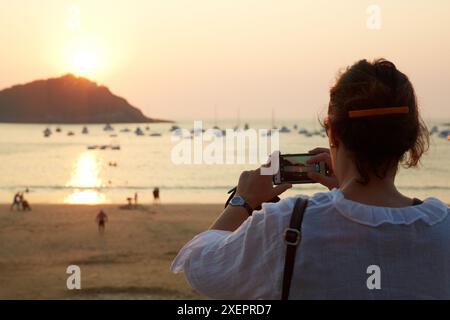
left=211, top=168, right=291, bottom=232
left=232, top=148, right=338, bottom=211
left=236, top=168, right=292, bottom=209
left=306, top=147, right=339, bottom=190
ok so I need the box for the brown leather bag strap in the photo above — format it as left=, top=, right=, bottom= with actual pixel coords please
left=281, top=197, right=308, bottom=300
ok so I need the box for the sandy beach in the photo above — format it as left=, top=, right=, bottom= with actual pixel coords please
left=0, top=203, right=223, bottom=299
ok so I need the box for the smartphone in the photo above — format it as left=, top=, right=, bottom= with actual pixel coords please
left=273, top=153, right=328, bottom=185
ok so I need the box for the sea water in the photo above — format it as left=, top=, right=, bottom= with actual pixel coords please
left=0, top=119, right=448, bottom=204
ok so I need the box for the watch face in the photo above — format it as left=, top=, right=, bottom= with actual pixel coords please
left=230, top=196, right=245, bottom=206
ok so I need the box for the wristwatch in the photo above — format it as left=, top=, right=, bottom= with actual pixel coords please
left=229, top=196, right=254, bottom=216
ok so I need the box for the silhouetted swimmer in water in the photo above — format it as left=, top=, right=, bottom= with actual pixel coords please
left=96, top=210, right=108, bottom=234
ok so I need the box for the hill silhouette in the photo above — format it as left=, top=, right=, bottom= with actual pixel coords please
left=0, top=74, right=168, bottom=123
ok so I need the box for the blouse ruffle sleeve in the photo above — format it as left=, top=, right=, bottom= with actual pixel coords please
left=170, top=197, right=297, bottom=299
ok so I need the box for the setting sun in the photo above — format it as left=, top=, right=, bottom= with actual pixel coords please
left=61, top=35, right=106, bottom=79
left=70, top=50, right=98, bottom=77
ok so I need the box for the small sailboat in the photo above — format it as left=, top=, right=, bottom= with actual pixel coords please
left=135, top=127, right=144, bottom=136
left=298, top=128, right=308, bottom=135
left=82, top=126, right=89, bottom=134
left=211, top=104, right=225, bottom=135
left=191, top=127, right=203, bottom=136
left=279, top=126, right=291, bottom=133
left=171, top=128, right=183, bottom=136
left=233, top=107, right=241, bottom=132
left=104, top=123, right=114, bottom=131
left=87, top=144, right=121, bottom=150
left=261, top=110, right=276, bottom=136
left=212, top=129, right=223, bottom=137
left=149, top=133, right=162, bottom=137
left=43, top=128, right=52, bottom=137
left=271, top=108, right=277, bottom=130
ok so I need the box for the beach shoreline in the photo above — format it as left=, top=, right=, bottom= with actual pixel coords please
left=0, top=203, right=223, bottom=299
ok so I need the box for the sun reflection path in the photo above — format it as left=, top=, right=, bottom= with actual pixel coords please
left=65, top=152, right=108, bottom=204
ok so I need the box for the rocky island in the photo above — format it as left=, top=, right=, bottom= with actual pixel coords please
left=0, top=74, right=169, bottom=123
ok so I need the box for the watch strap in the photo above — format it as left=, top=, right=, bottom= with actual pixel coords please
left=242, top=201, right=254, bottom=216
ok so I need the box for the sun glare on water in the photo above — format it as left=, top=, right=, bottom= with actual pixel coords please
left=65, top=152, right=108, bottom=204
left=65, top=190, right=107, bottom=205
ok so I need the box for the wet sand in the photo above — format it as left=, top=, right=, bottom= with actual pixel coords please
left=0, top=203, right=222, bottom=299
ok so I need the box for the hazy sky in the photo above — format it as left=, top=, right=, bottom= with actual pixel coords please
left=1, top=0, right=449, bottom=120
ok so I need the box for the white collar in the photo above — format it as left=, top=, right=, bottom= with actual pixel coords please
left=329, top=189, right=449, bottom=227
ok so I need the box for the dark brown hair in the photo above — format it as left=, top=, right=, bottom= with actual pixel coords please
left=326, top=58, right=429, bottom=184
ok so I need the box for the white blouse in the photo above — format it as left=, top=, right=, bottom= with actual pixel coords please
left=171, top=189, right=450, bottom=299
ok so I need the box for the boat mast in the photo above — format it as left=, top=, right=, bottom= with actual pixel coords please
left=212, top=104, right=220, bottom=129
left=271, top=108, right=275, bottom=129
left=237, top=107, right=240, bottom=128
left=214, top=105, right=217, bottom=128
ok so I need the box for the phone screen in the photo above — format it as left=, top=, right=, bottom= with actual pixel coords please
left=273, top=153, right=327, bottom=184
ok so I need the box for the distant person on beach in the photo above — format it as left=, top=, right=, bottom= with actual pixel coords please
left=126, top=197, right=133, bottom=207
left=10, top=192, right=21, bottom=211
left=20, top=194, right=31, bottom=211
left=134, top=192, right=138, bottom=206
left=21, top=199, right=31, bottom=211
left=172, top=59, right=450, bottom=299
left=153, top=187, right=160, bottom=203
left=96, top=210, right=108, bottom=234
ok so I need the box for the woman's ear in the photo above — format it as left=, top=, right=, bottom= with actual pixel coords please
left=328, top=124, right=339, bottom=148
